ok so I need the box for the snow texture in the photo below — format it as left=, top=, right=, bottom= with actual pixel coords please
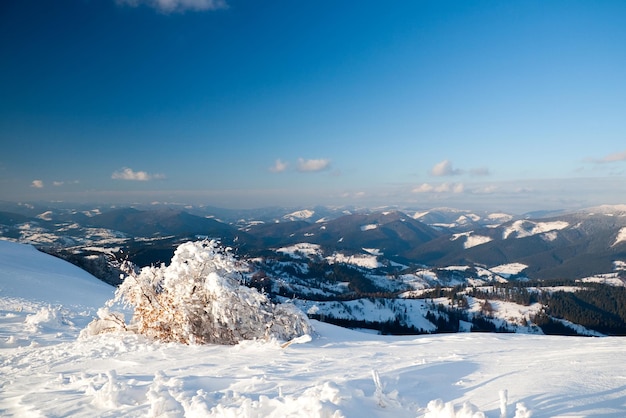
left=503, top=220, right=569, bottom=239
left=489, top=263, right=528, bottom=277
left=3, top=239, right=626, bottom=417
left=283, top=210, right=315, bottom=221
left=613, top=227, right=626, bottom=247
left=452, top=232, right=493, bottom=249
left=326, top=252, right=382, bottom=269
left=276, top=243, right=323, bottom=259
left=360, top=224, right=378, bottom=231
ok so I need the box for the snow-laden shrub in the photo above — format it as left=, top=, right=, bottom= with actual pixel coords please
left=85, top=240, right=311, bottom=345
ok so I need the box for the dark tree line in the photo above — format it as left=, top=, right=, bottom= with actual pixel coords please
left=541, top=285, right=626, bottom=335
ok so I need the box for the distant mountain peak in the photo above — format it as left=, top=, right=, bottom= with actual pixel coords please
left=283, top=210, right=315, bottom=221
left=581, top=204, right=626, bottom=216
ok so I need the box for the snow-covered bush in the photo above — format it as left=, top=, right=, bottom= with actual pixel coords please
left=84, top=240, right=311, bottom=345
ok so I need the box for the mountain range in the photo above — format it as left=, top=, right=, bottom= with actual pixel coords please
left=2, top=201, right=626, bottom=282
left=3, top=200, right=626, bottom=335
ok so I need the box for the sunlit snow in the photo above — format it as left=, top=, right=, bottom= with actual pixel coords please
left=452, top=232, right=493, bottom=249
left=3, top=239, right=626, bottom=417
left=613, top=227, right=626, bottom=247
left=326, top=252, right=382, bottom=269
left=487, top=213, right=513, bottom=222
left=503, top=220, right=569, bottom=239
left=276, top=243, right=322, bottom=259
left=283, top=210, right=315, bottom=221
left=360, top=224, right=378, bottom=231
left=489, top=263, right=528, bottom=278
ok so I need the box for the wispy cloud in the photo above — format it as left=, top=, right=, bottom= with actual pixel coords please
left=431, top=160, right=463, bottom=176
left=588, top=150, right=626, bottom=164
left=31, top=180, right=44, bottom=189
left=412, top=182, right=464, bottom=194
left=469, top=167, right=490, bottom=176
left=112, top=168, right=165, bottom=181
left=470, top=185, right=498, bottom=194
left=117, top=0, right=227, bottom=13
left=297, top=158, right=331, bottom=173
left=269, top=159, right=288, bottom=173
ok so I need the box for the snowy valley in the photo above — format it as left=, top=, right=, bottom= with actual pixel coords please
left=2, top=202, right=626, bottom=337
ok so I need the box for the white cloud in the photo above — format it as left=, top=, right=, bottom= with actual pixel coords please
left=31, top=180, right=44, bottom=189
left=412, top=183, right=434, bottom=193
left=471, top=185, right=498, bottom=194
left=112, top=168, right=165, bottom=181
left=412, top=182, right=464, bottom=194
left=117, top=0, right=227, bottom=13
left=451, top=183, right=465, bottom=193
left=53, top=181, right=64, bottom=187
left=269, top=159, right=288, bottom=173
left=297, top=158, right=331, bottom=173
left=431, top=160, right=463, bottom=176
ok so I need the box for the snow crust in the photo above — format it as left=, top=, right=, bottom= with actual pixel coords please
left=578, top=274, right=626, bottom=287
left=276, top=243, right=322, bottom=259
left=3, top=240, right=626, bottom=417
left=326, top=252, right=382, bottom=269
left=452, top=232, right=493, bottom=249
left=487, top=213, right=513, bottom=222
left=582, top=204, right=626, bottom=216
left=0, top=239, right=114, bottom=307
left=503, top=220, right=569, bottom=239
left=613, top=227, right=626, bottom=247
left=360, top=223, right=378, bottom=231
left=283, top=209, right=315, bottom=221
left=489, top=263, right=528, bottom=277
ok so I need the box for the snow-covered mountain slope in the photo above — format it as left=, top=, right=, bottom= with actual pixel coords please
left=502, top=220, right=569, bottom=240
left=0, top=239, right=114, bottom=306
left=411, top=208, right=515, bottom=231
left=2, top=240, right=626, bottom=417
left=283, top=209, right=316, bottom=221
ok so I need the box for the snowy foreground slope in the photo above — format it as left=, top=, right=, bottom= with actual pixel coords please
left=2, top=241, right=626, bottom=417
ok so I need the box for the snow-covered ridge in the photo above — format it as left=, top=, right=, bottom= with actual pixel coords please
left=283, top=209, right=315, bottom=221
left=487, top=213, right=513, bottom=222
left=275, top=242, right=383, bottom=269
left=455, top=213, right=481, bottom=224
left=276, top=243, right=322, bottom=259
left=503, top=220, right=569, bottom=239
left=36, top=211, right=53, bottom=221
left=490, top=263, right=528, bottom=278
left=0, top=239, right=114, bottom=306
left=581, top=204, right=626, bottom=216
left=412, top=210, right=429, bottom=219
left=326, top=253, right=382, bottom=269
left=451, top=232, right=493, bottom=249
left=613, top=227, right=626, bottom=247
left=360, top=224, right=378, bottom=231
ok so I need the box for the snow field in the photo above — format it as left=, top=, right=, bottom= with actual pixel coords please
left=613, top=227, right=626, bottom=247
left=5, top=317, right=626, bottom=417
left=3, top=240, right=626, bottom=417
left=451, top=232, right=493, bottom=249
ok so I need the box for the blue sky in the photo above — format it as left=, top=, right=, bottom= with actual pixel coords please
left=1, top=0, right=625, bottom=213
